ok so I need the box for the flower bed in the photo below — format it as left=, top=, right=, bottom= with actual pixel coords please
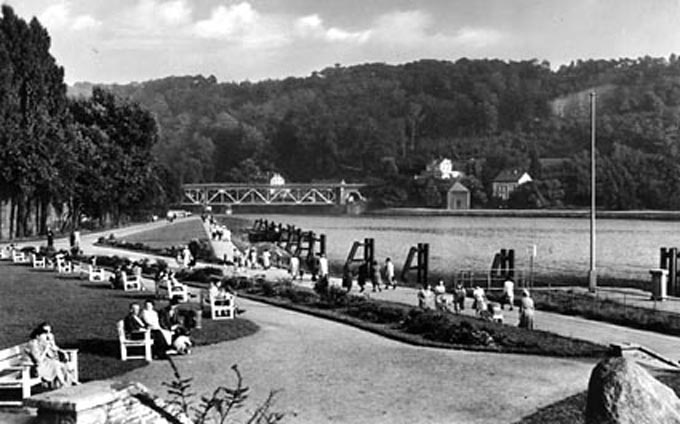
left=235, top=279, right=608, bottom=358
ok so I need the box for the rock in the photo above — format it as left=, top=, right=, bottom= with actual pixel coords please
left=585, top=356, right=680, bottom=424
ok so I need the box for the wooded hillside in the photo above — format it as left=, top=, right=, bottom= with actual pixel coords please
left=73, top=55, right=680, bottom=210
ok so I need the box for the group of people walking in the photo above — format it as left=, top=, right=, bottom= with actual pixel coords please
left=416, top=277, right=535, bottom=329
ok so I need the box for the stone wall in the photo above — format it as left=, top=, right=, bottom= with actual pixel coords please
left=25, top=380, right=191, bottom=424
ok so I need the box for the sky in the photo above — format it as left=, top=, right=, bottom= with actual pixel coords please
left=8, top=0, right=680, bottom=84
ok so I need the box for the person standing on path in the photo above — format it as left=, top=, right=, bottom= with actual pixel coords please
left=502, top=277, right=515, bottom=311
left=357, top=261, right=368, bottom=293
left=518, top=289, right=535, bottom=330
left=370, top=260, right=382, bottom=292
left=454, top=282, right=466, bottom=313
left=319, top=254, right=329, bottom=279
left=342, top=263, right=353, bottom=292
left=383, top=257, right=396, bottom=290
left=262, top=249, right=271, bottom=270
left=47, top=228, right=54, bottom=249
left=289, top=255, right=300, bottom=280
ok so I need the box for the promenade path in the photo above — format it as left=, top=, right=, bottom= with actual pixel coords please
left=4, top=217, right=679, bottom=423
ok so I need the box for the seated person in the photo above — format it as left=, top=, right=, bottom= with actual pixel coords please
left=141, top=299, right=173, bottom=351
left=110, top=266, right=124, bottom=290
left=159, top=298, right=192, bottom=354
left=26, top=322, right=77, bottom=388
left=124, top=302, right=170, bottom=359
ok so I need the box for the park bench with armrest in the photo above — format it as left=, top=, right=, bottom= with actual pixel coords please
left=203, top=290, right=236, bottom=320
left=156, top=277, right=189, bottom=302
left=31, top=253, right=47, bottom=269
left=85, top=264, right=107, bottom=282
left=12, top=250, right=29, bottom=264
left=121, top=272, right=142, bottom=291
left=116, top=320, right=152, bottom=361
left=0, top=343, right=78, bottom=406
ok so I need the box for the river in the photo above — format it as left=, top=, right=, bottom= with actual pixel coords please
left=236, top=214, right=680, bottom=282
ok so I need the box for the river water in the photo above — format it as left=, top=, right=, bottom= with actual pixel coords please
left=239, top=214, right=680, bottom=281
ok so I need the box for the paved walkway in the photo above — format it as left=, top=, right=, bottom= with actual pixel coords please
left=118, top=297, right=595, bottom=424
left=6, top=217, right=680, bottom=423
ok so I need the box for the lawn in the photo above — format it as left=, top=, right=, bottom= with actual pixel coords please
left=0, top=261, right=258, bottom=383
left=121, top=218, right=209, bottom=249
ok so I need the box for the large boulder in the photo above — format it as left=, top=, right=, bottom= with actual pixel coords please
left=585, top=356, right=680, bottom=424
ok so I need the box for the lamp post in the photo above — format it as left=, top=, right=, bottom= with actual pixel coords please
left=588, top=91, right=597, bottom=292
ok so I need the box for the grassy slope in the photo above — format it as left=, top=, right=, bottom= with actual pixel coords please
left=0, top=262, right=258, bottom=382
left=121, top=218, right=209, bottom=249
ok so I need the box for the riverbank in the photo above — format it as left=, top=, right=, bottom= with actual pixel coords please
left=373, top=208, right=680, bottom=221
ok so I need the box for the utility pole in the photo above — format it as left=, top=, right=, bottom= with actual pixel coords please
left=588, top=91, right=597, bottom=293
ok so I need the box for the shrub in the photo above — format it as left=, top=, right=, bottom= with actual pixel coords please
left=176, top=267, right=224, bottom=284
left=345, top=300, right=410, bottom=324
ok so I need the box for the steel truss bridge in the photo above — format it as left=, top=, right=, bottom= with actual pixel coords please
left=181, top=182, right=366, bottom=207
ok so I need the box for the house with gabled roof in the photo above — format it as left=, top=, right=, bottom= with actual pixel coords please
left=492, top=169, right=532, bottom=200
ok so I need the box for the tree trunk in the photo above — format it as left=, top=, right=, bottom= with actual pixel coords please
left=9, top=197, right=15, bottom=240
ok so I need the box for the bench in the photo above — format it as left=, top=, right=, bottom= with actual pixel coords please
left=0, top=343, right=78, bottom=406
left=31, top=253, right=47, bottom=269
left=12, top=250, right=29, bottom=264
left=116, top=321, right=152, bottom=361
left=121, top=273, right=142, bottom=291
left=156, top=277, right=189, bottom=303
left=85, top=264, right=107, bottom=283
left=203, top=291, right=236, bottom=320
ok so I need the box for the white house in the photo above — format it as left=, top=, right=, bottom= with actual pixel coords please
left=422, top=158, right=464, bottom=180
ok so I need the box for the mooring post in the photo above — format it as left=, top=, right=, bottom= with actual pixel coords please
left=319, top=234, right=326, bottom=256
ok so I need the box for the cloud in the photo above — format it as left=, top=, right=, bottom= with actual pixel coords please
left=294, top=14, right=370, bottom=43
left=194, top=2, right=258, bottom=39
left=72, top=15, right=101, bottom=31
left=193, top=2, right=290, bottom=48
left=369, top=9, right=502, bottom=50
left=39, top=0, right=101, bottom=32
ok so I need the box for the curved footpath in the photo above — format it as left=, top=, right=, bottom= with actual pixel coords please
left=6, top=217, right=680, bottom=423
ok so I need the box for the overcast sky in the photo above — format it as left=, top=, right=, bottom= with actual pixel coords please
left=9, top=0, right=680, bottom=84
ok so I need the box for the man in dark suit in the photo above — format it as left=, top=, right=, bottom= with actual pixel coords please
left=124, top=302, right=169, bottom=359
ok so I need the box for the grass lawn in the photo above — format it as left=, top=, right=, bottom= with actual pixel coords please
left=0, top=262, right=258, bottom=382
left=121, top=218, right=209, bottom=249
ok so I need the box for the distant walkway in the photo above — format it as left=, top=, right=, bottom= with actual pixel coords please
left=201, top=220, right=680, bottom=364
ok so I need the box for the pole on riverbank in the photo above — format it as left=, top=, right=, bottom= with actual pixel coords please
left=588, top=91, right=597, bottom=293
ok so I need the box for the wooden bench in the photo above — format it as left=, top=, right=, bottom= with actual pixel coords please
left=121, top=273, right=142, bottom=291
left=116, top=321, right=152, bottom=361
left=12, top=250, right=29, bottom=264
left=203, top=291, right=236, bottom=320
left=0, top=343, right=78, bottom=406
left=85, top=264, right=107, bottom=282
left=31, top=253, right=47, bottom=269
left=156, top=277, right=189, bottom=303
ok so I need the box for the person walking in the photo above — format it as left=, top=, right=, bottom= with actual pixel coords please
left=417, top=284, right=435, bottom=310
left=289, top=255, right=300, bottom=280
left=46, top=228, right=54, bottom=249
left=357, top=261, right=368, bottom=293
left=454, top=283, right=466, bottom=314
left=370, top=260, right=382, bottom=292
left=318, top=254, right=329, bottom=279
left=383, top=257, right=396, bottom=290
left=518, top=289, right=535, bottom=330
left=502, top=277, right=515, bottom=311
left=472, top=286, right=487, bottom=317
left=342, top=263, right=353, bottom=292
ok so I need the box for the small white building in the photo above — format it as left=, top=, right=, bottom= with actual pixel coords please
left=270, top=173, right=285, bottom=186
left=422, top=158, right=464, bottom=180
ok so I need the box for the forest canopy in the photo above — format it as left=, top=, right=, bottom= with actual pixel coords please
left=78, top=55, right=680, bottom=210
